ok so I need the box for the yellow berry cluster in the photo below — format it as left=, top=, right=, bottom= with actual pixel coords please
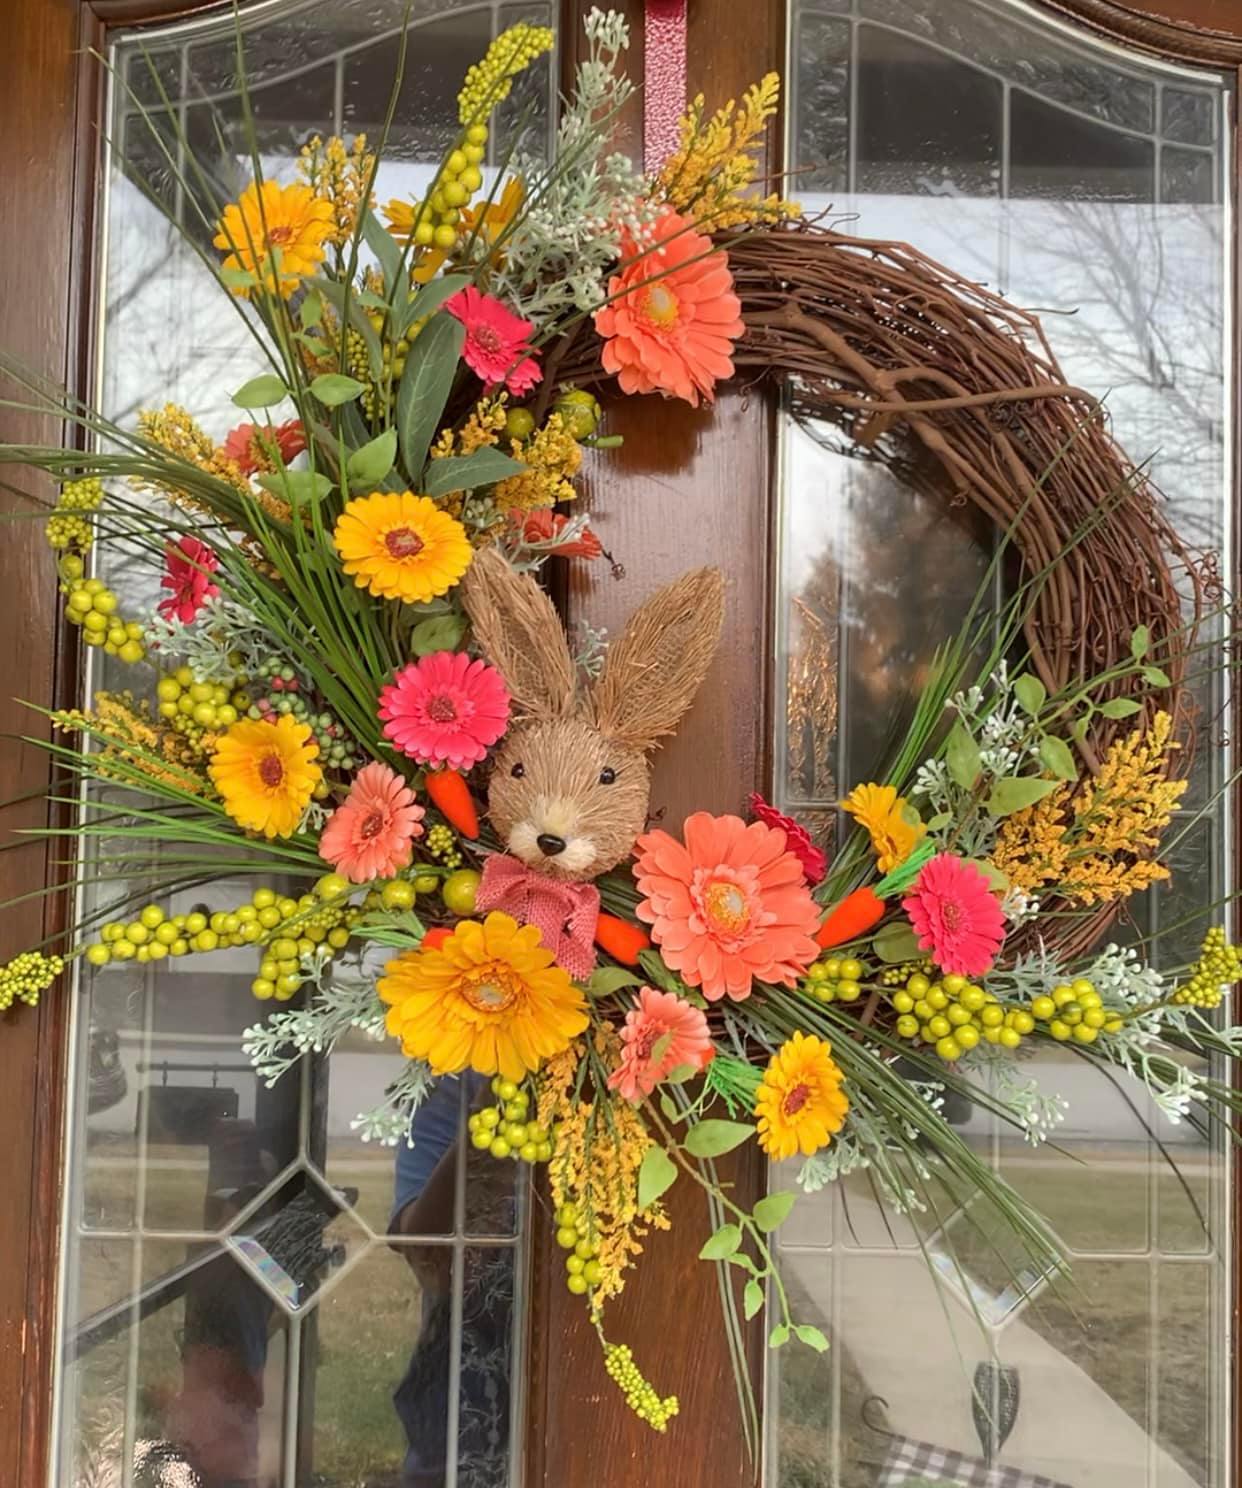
left=426, top=823, right=463, bottom=870
left=1028, top=979, right=1120, bottom=1043
left=0, top=950, right=64, bottom=1011
left=1172, top=926, right=1242, bottom=1008
left=63, top=567, right=145, bottom=661
left=891, top=972, right=1035, bottom=1062
left=407, top=124, right=490, bottom=256
left=157, top=667, right=244, bottom=742
left=468, top=1077, right=554, bottom=1163
left=601, top=1341, right=679, bottom=1432
left=46, top=476, right=104, bottom=552
left=554, top=1199, right=604, bottom=1297
left=804, top=956, right=867, bottom=1004
left=456, top=23, right=553, bottom=127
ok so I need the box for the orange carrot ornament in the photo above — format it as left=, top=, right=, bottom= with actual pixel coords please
left=594, top=912, right=650, bottom=965
left=815, top=840, right=936, bottom=949
left=424, top=768, right=480, bottom=840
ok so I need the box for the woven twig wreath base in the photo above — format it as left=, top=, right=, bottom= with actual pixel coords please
left=551, top=221, right=1206, bottom=962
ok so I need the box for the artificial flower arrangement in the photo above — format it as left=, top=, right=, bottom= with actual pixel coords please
left=2, top=10, right=1240, bottom=1441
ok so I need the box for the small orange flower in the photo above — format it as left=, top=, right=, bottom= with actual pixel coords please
left=593, top=208, right=744, bottom=407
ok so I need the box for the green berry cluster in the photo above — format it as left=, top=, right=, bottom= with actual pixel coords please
left=46, top=476, right=104, bottom=552
left=804, top=955, right=867, bottom=1004
left=468, top=1078, right=554, bottom=1164
left=248, top=692, right=359, bottom=770
left=0, top=951, right=64, bottom=1011
left=891, top=972, right=1035, bottom=1061
left=407, top=124, right=489, bottom=255
left=878, top=959, right=932, bottom=987
left=553, top=1200, right=604, bottom=1297
left=426, top=823, right=463, bottom=869
left=1029, top=980, right=1120, bottom=1043
left=1173, top=927, right=1242, bottom=1008
left=157, top=667, right=244, bottom=739
left=63, top=567, right=145, bottom=661
left=601, top=1342, right=679, bottom=1432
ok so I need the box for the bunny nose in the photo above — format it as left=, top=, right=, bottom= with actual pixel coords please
left=536, top=833, right=567, bottom=858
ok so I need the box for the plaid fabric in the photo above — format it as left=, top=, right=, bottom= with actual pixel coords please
left=878, top=1433, right=1075, bottom=1488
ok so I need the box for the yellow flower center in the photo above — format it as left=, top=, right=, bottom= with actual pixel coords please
left=258, top=752, right=286, bottom=789
left=639, top=283, right=680, bottom=329
left=782, top=1082, right=811, bottom=1117
left=704, top=879, right=750, bottom=934
left=463, top=967, right=520, bottom=1013
left=384, top=526, right=425, bottom=559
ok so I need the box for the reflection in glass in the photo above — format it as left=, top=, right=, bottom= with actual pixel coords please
left=776, top=1, right=1232, bottom=1485
left=55, top=5, right=543, bottom=1484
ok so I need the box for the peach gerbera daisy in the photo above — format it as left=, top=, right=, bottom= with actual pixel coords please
left=208, top=715, right=321, bottom=839
left=333, top=491, right=473, bottom=604
left=593, top=207, right=744, bottom=407
left=213, top=179, right=334, bottom=299
left=319, top=762, right=425, bottom=884
left=607, top=986, right=714, bottom=1102
left=633, top=812, right=821, bottom=1003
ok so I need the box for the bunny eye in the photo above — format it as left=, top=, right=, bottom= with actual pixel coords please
left=510, top=762, right=525, bottom=779
left=599, top=767, right=616, bottom=785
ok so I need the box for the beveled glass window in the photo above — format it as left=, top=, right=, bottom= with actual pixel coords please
left=771, top=2, right=1233, bottom=1485
left=54, top=6, right=553, bottom=1486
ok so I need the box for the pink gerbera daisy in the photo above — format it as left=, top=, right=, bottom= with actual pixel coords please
left=223, top=418, right=306, bottom=476
left=633, top=812, right=821, bottom=1003
left=747, top=793, right=828, bottom=886
left=379, top=651, right=511, bottom=771
left=902, top=852, right=1006, bottom=978
left=319, top=762, right=425, bottom=883
left=607, top=986, right=714, bottom=1103
left=445, top=286, right=541, bottom=396
left=157, top=536, right=220, bottom=624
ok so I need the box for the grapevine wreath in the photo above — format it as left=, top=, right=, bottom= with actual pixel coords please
left=1, top=10, right=1233, bottom=1442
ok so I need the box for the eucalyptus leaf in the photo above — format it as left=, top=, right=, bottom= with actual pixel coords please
left=586, top=965, right=644, bottom=998
left=659, top=1092, right=679, bottom=1121
left=926, top=811, right=952, bottom=830
left=256, top=470, right=333, bottom=505
left=637, top=1145, right=678, bottom=1211
left=650, top=1030, right=674, bottom=1065
left=1141, top=665, right=1171, bottom=688
left=1012, top=673, right=1047, bottom=716
left=397, top=313, right=465, bottom=480
left=684, top=1119, right=754, bottom=1159
left=1130, top=624, right=1150, bottom=660
left=753, top=1190, right=796, bottom=1233
left=309, top=277, right=383, bottom=379
left=362, top=207, right=404, bottom=295
left=299, top=290, right=323, bottom=328
left=874, top=921, right=921, bottom=963
left=986, top=776, right=1062, bottom=816
left=310, top=372, right=367, bottom=407
left=346, top=429, right=397, bottom=488
left=423, top=448, right=527, bottom=498
left=231, top=373, right=288, bottom=409
left=698, top=1223, right=742, bottom=1261
left=1098, top=697, right=1143, bottom=720
left=945, top=719, right=982, bottom=790
left=769, top=1324, right=791, bottom=1349
left=1038, top=734, right=1077, bottom=781
left=664, top=1063, right=700, bottom=1085
left=409, top=613, right=466, bottom=657
left=743, top=1278, right=765, bottom=1320
left=794, top=1324, right=829, bottom=1353
left=219, top=265, right=260, bottom=291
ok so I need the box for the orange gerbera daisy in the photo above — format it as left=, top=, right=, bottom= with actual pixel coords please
left=213, top=179, right=335, bottom=299
left=333, top=491, right=473, bottom=604
left=633, top=812, right=821, bottom=1003
left=593, top=207, right=744, bottom=407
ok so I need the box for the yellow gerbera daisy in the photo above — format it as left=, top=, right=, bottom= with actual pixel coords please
left=213, top=179, right=335, bottom=299
left=754, top=1031, right=849, bottom=1161
left=384, top=177, right=525, bottom=283
left=209, top=715, right=322, bottom=839
left=379, top=912, right=589, bottom=1081
left=841, top=782, right=925, bottom=873
left=333, top=491, right=473, bottom=604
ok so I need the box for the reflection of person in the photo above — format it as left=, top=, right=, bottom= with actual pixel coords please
left=390, top=1075, right=515, bottom=1488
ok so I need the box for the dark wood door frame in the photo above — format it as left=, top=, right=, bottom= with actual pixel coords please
left=1, top=1, right=1239, bottom=1485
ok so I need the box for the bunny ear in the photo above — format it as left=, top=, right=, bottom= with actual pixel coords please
left=459, top=545, right=578, bottom=718
left=591, top=567, right=725, bottom=750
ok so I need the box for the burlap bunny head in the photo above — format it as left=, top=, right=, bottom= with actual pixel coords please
left=460, top=547, right=725, bottom=882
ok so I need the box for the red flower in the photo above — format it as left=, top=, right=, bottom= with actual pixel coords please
left=158, top=536, right=220, bottom=624
left=747, top=793, right=828, bottom=886
left=511, top=509, right=603, bottom=560
left=223, top=418, right=306, bottom=476
left=445, top=286, right=541, bottom=396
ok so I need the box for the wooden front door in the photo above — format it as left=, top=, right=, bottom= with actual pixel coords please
left=1, top=2, right=1240, bottom=1486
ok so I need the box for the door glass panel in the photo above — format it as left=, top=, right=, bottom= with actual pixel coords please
left=773, top=2, right=1231, bottom=1485
left=55, top=4, right=552, bottom=1485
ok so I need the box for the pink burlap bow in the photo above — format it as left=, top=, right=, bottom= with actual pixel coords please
left=476, top=853, right=600, bottom=981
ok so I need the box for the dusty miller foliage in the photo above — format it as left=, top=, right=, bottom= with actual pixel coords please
left=492, top=10, right=654, bottom=322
